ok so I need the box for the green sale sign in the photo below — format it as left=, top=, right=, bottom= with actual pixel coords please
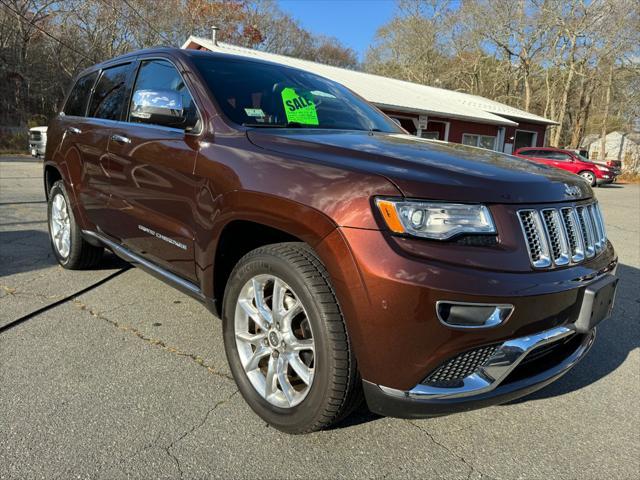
left=281, top=87, right=319, bottom=125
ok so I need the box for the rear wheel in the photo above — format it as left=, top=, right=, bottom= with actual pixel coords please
left=579, top=170, right=596, bottom=186
left=47, top=180, right=103, bottom=269
left=222, top=242, right=361, bottom=434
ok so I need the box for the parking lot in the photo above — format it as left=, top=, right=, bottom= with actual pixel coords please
left=0, top=154, right=638, bottom=479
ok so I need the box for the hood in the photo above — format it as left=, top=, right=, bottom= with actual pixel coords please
left=247, top=130, right=592, bottom=204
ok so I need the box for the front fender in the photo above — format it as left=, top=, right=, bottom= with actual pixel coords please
left=194, top=189, right=339, bottom=299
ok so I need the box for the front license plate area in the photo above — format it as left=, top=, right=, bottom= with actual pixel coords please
left=574, top=275, right=618, bottom=333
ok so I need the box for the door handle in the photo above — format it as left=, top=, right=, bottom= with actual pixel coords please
left=111, top=134, right=131, bottom=144
left=67, top=127, right=82, bottom=134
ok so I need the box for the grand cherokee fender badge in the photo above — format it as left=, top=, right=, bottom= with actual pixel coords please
left=138, top=224, right=187, bottom=250
left=564, top=184, right=582, bottom=197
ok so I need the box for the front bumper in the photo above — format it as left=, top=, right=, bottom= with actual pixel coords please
left=315, top=226, right=617, bottom=392
left=363, top=324, right=595, bottom=418
left=29, top=143, right=45, bottom=156
left=597, top=177, right=615, bottom=185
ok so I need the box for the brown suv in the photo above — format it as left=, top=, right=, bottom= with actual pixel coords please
left=44, top=48, right=618, bottom=433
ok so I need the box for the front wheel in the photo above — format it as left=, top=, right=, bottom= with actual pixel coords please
left=222, top=243, right=361, bottom=434
left=579, top=170, right=596, bottom=187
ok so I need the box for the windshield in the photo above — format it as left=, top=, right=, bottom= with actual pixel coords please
left=191, top=56, right=401, bottom=133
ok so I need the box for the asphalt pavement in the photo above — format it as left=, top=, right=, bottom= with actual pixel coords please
left=1, top=155, right=638, bottom=479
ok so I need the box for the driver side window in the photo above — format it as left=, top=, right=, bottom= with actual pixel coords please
left=129, top=59, right=200, bottom=132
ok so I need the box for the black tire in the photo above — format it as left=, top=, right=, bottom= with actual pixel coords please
left=222, top=242, right=362, bottom=434
left=579, top=170, right=596, bottom=187
left=47, top=180, right=103, bottom=269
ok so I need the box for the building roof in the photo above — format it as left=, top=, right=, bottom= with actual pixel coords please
left=582, top=131, right=640, bottom=147
left=183, top=36, right=554, bottom=128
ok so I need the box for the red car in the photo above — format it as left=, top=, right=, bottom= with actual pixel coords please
left=514, top=147, right=617, bottom=187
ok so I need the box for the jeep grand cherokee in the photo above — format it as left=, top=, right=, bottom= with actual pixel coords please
left=44, top=48, right=618, bottom=433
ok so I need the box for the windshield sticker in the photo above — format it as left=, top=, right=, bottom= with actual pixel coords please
left=281, top=88, right=319, bottom=125
left=244, top=108, right=265, bottom=118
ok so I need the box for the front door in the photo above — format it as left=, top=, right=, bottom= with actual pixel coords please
left=104, top=58, right=202, bottom=282
left=514, top=130, right=536, bottom=150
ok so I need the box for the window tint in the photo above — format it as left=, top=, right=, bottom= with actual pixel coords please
left=517, top=149, right=536, bottom=156
left=530, top=150, right=550, bottom=157
left=88, top=63, right=131, bottom=120
left=546, top=152, right=572, bottom=161
left=191, top=56, right=399, bottom=133
left=64, top=72, right=97, bottom=117
left=129, top=59, right=199, bottom=130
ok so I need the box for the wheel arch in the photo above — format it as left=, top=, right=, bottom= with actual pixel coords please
left=211, top=220, right=303, bottom=313
left=43, top=162, right=64, bottom=200
left=201, top=191, right=339, bottom=314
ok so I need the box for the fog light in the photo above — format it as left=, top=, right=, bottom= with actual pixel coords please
left=436, top=302, right=513, bottom=329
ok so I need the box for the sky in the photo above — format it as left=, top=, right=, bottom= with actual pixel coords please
left=277, top=0, right=398, bottom=61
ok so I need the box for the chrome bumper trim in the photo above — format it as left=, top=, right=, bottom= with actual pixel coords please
left=378, top=325, right=594, bottom=400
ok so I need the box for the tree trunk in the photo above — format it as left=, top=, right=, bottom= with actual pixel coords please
left=552, top=35, right=577, bottom=147
left=523, top=67, right=531, bottom=111
left=599, top=63, right=614, bottom=162
left=570, top=69, right=593, bottom=148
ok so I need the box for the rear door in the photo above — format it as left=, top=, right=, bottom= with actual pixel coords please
left=545, top=151, right=578, bottom=174
left=104, top=57, right=202, bottom=281
left=56, top=63, right=134, bottom=229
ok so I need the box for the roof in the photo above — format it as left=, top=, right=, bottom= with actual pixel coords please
left=182, top=36, right=553, bottom=127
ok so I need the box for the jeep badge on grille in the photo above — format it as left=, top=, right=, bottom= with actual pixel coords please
left=564, top=184, right=582, bottom=197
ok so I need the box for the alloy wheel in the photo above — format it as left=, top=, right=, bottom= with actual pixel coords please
left=234, top=274, right=315, bottom=408
left=580, top=171, right=595, bottom=185
left=50, top=193, right=71, bottom=259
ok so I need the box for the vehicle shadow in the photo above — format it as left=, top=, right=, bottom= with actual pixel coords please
left=0, top=229, right=128, bottom=277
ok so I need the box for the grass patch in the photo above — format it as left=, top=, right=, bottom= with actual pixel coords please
left=617, top=172, right=640, bottom=184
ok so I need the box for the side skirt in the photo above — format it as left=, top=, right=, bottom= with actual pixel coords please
left=82, top=230, right=216, bottom=312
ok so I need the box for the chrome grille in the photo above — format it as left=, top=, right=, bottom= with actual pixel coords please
left=576, top=206, right=596, bottom=258
left=541, top=209, right=570, bottom=266
left=518, top=202, right=606, bottom=269
left=517, top=210, right=551, bottom=268
left=560, top=207, right=585, bottom=263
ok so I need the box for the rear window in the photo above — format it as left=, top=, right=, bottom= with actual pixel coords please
left=88, top=63, right=132, bottom=121
left=191, top=56, right=399, bottom=133
left=63, top=72, right=98, bottom=117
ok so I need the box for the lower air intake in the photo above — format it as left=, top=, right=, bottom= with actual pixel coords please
left=422, top=345, right=499, bottom=388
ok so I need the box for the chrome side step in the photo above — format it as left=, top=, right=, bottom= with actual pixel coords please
left=82, top=230, right=205, bottom=302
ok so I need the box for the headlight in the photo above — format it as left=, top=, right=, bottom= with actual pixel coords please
left=375, top=198, right=496, bottom=240
left=597, top=165, right=609, bottom=172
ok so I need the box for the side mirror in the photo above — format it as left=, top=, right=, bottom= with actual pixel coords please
left=130, top=89, right=185, bottom=128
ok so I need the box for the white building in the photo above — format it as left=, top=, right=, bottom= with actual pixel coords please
left=583, top=131, right=640, bottom=173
